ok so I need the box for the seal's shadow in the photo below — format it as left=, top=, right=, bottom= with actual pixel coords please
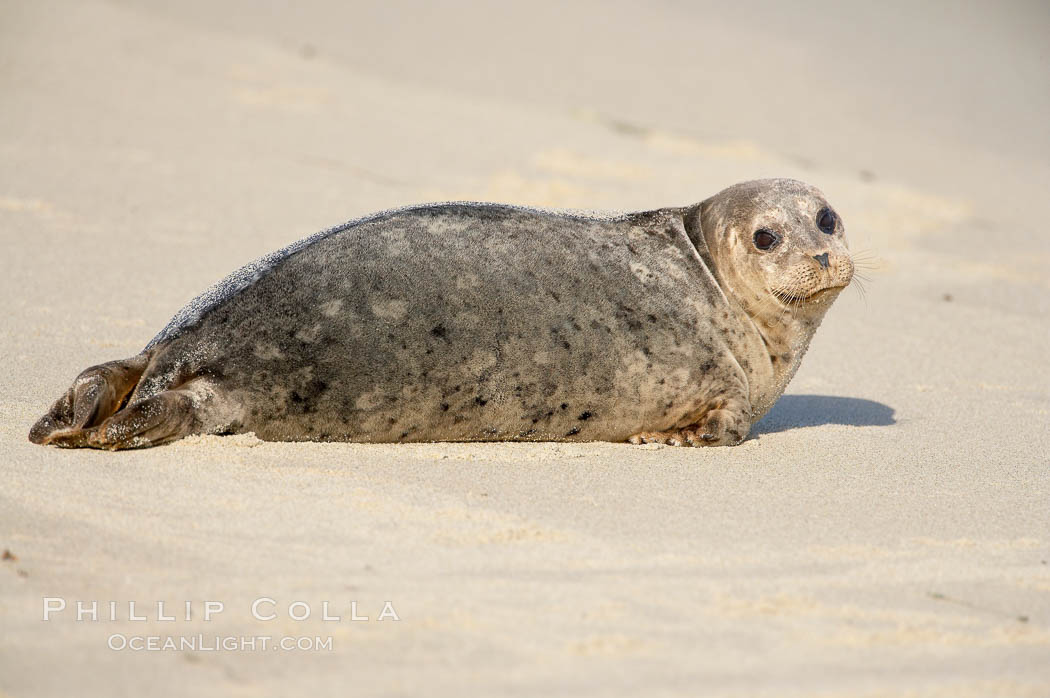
left=751, top=395, right=895, bottom=436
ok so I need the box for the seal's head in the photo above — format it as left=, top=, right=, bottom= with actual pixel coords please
left=699, top=178, right=854, bottom=318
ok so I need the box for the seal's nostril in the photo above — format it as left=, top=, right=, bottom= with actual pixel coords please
left=813, top=252, right=830, bottom=269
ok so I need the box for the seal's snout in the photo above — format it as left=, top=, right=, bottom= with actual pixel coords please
left=812, top=253, right=830, bottom=269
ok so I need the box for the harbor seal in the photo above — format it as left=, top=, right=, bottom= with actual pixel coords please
left=29, top=178, right=853, bottom=449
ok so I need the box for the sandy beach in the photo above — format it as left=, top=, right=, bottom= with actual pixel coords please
left=1, top=0, right=1048, bottom=695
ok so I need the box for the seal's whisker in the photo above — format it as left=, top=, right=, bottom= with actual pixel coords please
left=851, top=278, right=870, bottom=308
left=765, top=284, right=801, bottom=323
left=764, top=285, right=787, bottom=316
left=849, top=245, right=879, bottom=256
left=768, top=284, right=800, bottom=312
left=847, top=248, right=884, bottom=273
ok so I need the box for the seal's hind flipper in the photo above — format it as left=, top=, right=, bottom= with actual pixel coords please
left=29, top=354, right=149, bottom=446
left=73, top=379, right=211, bottom=450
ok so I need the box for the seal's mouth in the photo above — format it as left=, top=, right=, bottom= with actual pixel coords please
left=773, top=285, right=846, bottom=305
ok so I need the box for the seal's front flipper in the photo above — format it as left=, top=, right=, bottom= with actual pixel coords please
left=78, top=380, right=212, bottom=449
left=29, top=354, right=149, bottom=447
left=628, top=393, right=753, bottom=447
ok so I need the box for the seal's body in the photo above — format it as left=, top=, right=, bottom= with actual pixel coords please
left=30, top=179, right=854, bottom=449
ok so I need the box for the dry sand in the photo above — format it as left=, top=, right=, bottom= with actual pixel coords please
left=1, top=1, right=1048, bottom=696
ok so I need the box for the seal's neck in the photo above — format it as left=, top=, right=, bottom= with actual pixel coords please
left=754, top=301, right=825, bottom=376
left=738, top=291, right=834, bottom=420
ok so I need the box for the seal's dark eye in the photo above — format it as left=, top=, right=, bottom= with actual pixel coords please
left=817, top=207, right=837, bottom=234
left=753, top=229, right=779, bottom=250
